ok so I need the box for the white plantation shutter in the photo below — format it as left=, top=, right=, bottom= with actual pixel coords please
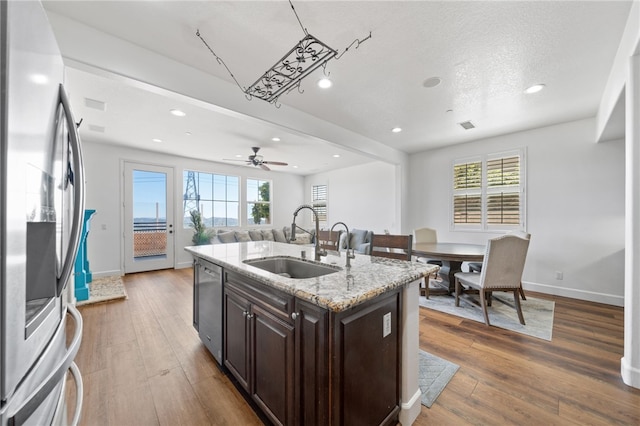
left=312, top=184, right=327, bottom=222
left=486, top=155, right=521, bottom=225
left=452, top=151, right=525, bottom=231
left=453, top=160, right=482, bottom=225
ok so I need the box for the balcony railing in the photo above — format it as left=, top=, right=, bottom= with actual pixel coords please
left=133, top=221, right=167, bottom=258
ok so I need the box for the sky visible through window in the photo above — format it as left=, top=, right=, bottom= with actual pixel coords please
left=133, top=170, right=166, bottom=222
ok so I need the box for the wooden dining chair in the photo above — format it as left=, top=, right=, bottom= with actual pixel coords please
left=316, top=230, right=342, bottom=252
left=454, top=234, right=530, bottom=326
left=370, top=233, right=413, bottom=261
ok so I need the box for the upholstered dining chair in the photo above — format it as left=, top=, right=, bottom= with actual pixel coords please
left=370, top=233, right=413, bottom=261
left=317, top=230, right=342, bottom=252
left=468, top=231, right=530, bottom=300
left=454, top=233, right=530, bottom=326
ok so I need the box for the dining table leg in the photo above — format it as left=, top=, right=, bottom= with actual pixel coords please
left=438, top=260, right=464, bottom=294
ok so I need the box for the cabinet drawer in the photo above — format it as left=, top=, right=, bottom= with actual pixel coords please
left=225, top=271, right=294, bottom=321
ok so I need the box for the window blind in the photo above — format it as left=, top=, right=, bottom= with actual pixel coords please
left=312, top=184, right=327, bottom=221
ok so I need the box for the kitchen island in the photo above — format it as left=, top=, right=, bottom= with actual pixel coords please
left=185, top=241, right=438, bottom=426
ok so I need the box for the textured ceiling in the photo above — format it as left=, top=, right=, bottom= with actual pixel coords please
left=43, top=1, right=632, bottom=174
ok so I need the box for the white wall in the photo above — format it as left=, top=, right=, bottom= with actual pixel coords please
left=82, top=140, right=304, bottom=276
left=407, top=117, right=626, bottom=306
left=304, top=161, right=398, bottom=234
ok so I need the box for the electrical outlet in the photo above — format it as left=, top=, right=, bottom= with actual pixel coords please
left=555, top=271, right=563, bottom=280
left=383, top=312, right=391, bottom=338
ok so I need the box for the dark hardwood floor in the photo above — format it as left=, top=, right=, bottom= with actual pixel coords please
left=69, top=268, right=640, bottom=425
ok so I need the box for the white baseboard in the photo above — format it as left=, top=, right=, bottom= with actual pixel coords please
left=523, top=281, right=624, bottom=307
left=92, top=269, right=123, bottom=278
left=622, top=356, right=640, bottom=389
left=399, top=388, right=422, bottom=426
left=176, top=261, right=193, bottom=269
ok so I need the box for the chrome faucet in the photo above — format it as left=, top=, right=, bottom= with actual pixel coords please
left=331, top=221, right=355, bottom=267
left=291, top=204, right=326, bottom=261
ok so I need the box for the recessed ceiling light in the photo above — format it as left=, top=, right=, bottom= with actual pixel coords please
left=272, top=137, right=281, bottom=142
left=152, top=138, right=162, bottom=143
left=391, top=127, right=402, bottom=133
left=185, top=131, right=192, bottom=136
left=318, top=78, right=332, bottom=89
left=422, top=77, right=441, bottom=88
left=524, top=84, right=545, bottom=94
left=30, top=74, right=48, bottom=85
left=333, top=154, right=341, bottom=158
left=292, top=165, right=298, bottom=169
left=170, top=109, right=186, bottom=117
left=235, top=154, right=243, bottom=158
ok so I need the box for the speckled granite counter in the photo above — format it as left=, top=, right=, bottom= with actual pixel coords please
left=185, top=240, right=438, bottom=312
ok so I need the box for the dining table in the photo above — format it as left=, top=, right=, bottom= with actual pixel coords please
left=412, top=242, right=486, bottom=295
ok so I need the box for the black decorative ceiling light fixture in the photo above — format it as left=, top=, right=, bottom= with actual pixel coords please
left=196, top=0, right=371, bottom=108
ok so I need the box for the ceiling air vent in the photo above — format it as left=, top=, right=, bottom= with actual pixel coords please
left=88, top=124, right=105, bottom=133
left=458, top=120, right=475, bottom=130
left=84, top=98, right=106, bottom=111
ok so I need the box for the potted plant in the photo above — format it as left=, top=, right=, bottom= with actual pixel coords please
left=190, top=209, right=213, bottom=245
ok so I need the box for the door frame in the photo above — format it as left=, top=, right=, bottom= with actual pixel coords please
left=121, top=160, right=176, bottom=273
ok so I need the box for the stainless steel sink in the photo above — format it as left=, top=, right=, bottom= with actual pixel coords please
left=244, top=256, right=341, bottom=279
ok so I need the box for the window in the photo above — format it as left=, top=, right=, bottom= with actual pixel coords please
left=312, top=184, right=328, bottom=222
left=452, top=150, right=525, bottom=231
left=247, top=179, right=271, bottom=225
left=183, top=171, right=239, bottom=228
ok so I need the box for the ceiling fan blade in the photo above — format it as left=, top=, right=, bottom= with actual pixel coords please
left=260, top=164, right=271, bottom=171
left=262, top=161, right=288, bottom=166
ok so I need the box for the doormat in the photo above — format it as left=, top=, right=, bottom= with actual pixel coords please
left=419, top=349, right=459, bottom=408
left=77, top=276, right=127, bottom=306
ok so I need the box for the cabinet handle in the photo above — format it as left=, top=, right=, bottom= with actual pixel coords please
left=243, top=311, right=248, bottom=318
left=247, top=314, right=254, bottom=319
left=291, top=312, right=299, bottom=320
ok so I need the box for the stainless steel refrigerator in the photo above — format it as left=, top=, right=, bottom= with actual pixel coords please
left=1, top=1, right=85, bottom=425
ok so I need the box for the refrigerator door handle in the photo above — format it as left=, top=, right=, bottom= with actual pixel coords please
left=9, top=305, right=83, bottom=426
left=56, top=84, right=86, bottom=295
left=67, top=362, right=84, bottom=426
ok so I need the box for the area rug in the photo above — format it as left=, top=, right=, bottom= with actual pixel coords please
left=76, top=276, right=127, bottom=306
left=419, top=350, right=459, bottom=408
left=419, top=292, right=554, bottom=341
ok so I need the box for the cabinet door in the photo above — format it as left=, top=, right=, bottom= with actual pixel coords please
left=224, top=288, right=251, bottom=391
left=294, top=299, right=329, bottom=426
left=332, top=291, right=401, bottom=426
left=251, top=304, right=295, bottom=426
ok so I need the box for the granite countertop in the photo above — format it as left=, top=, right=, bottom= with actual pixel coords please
left=185, top=241, right=438, bottom=312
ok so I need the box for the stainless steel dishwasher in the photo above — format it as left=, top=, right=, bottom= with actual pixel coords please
left=193, top=258, right=223, bottom=364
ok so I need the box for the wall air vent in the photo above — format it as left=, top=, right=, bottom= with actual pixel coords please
left=84, top=98, right=106, bottom=111
left=88, top=124, right=105, bottom=133
left=458, top=121, right=475, bottom=130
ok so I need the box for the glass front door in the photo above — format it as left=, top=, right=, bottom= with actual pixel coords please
left=124, top=162, right=174, bottom=273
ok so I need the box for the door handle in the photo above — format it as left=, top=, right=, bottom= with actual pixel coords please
left=57, top=84, right=85, bottom=295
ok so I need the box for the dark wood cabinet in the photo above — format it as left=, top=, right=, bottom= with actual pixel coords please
left=332, top=291, right=401, bottom=426
left=215, top=268, right=401, bottom=426
left=251, top=304, right=295, bottom=425
left=294, top=298, right=329, bottom=426
left=223, top=286, right=251, bottom=391
left=224, top=272, right=295, bottom=426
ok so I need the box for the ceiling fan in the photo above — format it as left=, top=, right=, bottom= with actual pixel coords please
left=224, top=146, right=288, bottom=171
